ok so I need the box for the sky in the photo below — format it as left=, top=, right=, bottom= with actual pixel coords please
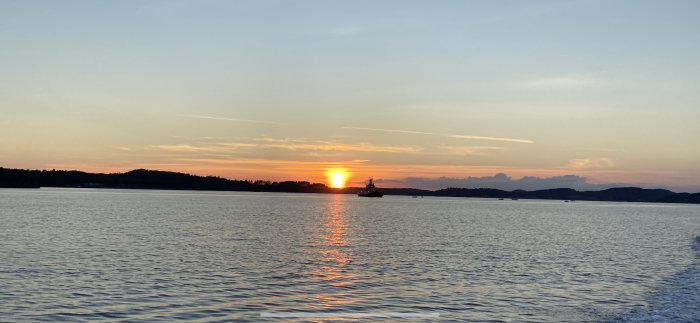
left=1, top=0, right=699, bottom=191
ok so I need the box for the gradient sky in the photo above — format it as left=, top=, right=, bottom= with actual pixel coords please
left=1, top=0, right=699, bottom=191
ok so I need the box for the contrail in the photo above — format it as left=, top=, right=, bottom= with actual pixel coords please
left=180, top=115, right=287, bottom=125
left=341, top=126, right=434, bottom=135
left=447, top=135, right=533, bottom=144
left=342, top=126, right=533, bottom=144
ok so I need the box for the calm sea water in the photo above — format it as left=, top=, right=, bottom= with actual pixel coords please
left=1, top=188, right=699, bottom=322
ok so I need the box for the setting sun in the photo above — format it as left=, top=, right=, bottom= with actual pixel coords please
left=326, top=169, right=350, bottom=188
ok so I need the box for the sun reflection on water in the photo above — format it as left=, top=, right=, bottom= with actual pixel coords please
left=308, top=195, right=361, bottom=311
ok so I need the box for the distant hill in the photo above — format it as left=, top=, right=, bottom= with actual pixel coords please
left=1, top=167, right=698, bottom=204
left=433, top=186, right=700, bottom=204
left=0, top=167, right=328, bottom=193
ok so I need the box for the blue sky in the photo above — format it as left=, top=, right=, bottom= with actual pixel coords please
left=1, top=0, right=699, bottom=190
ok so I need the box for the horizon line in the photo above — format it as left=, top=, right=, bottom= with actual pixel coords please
left=1, top=165, right=694, bottom=194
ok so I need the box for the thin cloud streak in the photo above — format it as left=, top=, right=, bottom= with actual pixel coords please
left=519, top=75, right=602, bottom=90
left=343, top=126, right=533, bottom=144
left=178, top=158, right=372, bottom=167
left=151, top=143, right=257, bottom=153
left=566, top=158, right=615, bottom=170
left=180, top=115, right=287, bottom=125
left=266, top=142, right=421, bottom=153
left=341, top=126, right=435, bottom=135
left=447, top=135, right=534, bottom=144
left=150, top=141, right=420, bottom=154
left=439, top=146, right=504, bottom=155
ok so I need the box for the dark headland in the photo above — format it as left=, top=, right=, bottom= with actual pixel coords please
left=1, top=167, right=699, bottom=204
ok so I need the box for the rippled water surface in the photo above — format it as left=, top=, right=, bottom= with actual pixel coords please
left=1, top=188, right=699, bottom=322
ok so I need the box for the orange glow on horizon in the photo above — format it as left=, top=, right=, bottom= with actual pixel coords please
left=32, top=161, right=699, bottom=191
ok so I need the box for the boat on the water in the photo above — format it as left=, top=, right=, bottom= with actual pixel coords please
left=358, top=178, right=384, bottom=197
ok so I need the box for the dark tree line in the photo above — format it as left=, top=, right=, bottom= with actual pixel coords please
left=0, top=168, right=332, bottom=193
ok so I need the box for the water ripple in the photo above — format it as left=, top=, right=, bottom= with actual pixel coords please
left=1, top=190, right=699, bottom=321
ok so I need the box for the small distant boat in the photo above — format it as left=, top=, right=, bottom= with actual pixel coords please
left=498, top=198, right=504, bottom=200
left=358, top=178, right=384, bottom=198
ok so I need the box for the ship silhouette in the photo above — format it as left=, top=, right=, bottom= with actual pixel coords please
left=358, top=178, right=384, bottom=197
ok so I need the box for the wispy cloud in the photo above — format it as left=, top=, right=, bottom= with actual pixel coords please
left=253, top=137, right=307, bottom=143
left=566, top=158, right=615, bottom=169
left=177, top=158, right=372, bottom=167
left=134, top=0, right=208, bottom=16
left=151, top=140, right=420, bottom=154
left=583, top=147, right=627, bottom=153
left=266, top=142, right=421, bottom=153
left=325, top=26, right=374, bottom=36
left=342, top=126, right=533, bottom=144
left=151, top=143, right=257, bottom=153
left=520, top=75, right=601, bottom=90
left=341, top=126, right=434, bottom=135
left=180, top=115, right=287, bottom=125
left=439, top=146, right=504, bottom=155
left=447, top=135, right=533, bottom=144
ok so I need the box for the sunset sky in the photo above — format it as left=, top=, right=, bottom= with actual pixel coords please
left=1, top=0, right=699, bottom=191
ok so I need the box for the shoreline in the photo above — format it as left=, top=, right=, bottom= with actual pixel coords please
left=2, top=166, right=698, bottom=204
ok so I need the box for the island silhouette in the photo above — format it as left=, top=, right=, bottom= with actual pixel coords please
left=1, top=167, right=698, bottom=204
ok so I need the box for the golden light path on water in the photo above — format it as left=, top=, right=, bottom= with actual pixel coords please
left=308, top=195, right=359, bottom=316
